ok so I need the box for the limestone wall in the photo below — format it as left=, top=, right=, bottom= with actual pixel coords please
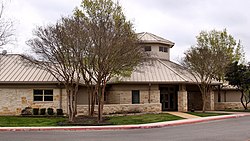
left=215, top=102, right=250, bottom=110
left=178, top=91, right=187, bottom=112
left=205, top=91, right=214, bottom=110
left=144, top=43, right=170, bottom=60
left=77, top=87, right=89, bottom=105
left=108, top=84, right=160, bottom=104
left=214, top=90, right=241, bottom=102
left=0, top=87, right=67, bottom=115
left=77, top=103, right=162, bottom=115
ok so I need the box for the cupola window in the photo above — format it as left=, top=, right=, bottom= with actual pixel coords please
left=159, top=46, right=168, bottom=53
left=144, top=46, right=151, bottom=52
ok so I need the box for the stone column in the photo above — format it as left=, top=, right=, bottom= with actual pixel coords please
left=206, top=91, right=215, bottom=111
left=178, top=84, right=188, bottom=112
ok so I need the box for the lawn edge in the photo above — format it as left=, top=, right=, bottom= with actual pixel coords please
left=0, top=113, right=249, bottom=131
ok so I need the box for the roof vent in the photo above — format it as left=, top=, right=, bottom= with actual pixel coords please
left=2, top=50, right=7, bottom=55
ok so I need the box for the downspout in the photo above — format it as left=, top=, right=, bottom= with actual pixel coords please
left=148, top=83, right=151, bottom=103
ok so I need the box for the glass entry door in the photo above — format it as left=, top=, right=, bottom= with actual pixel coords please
left=160, top=86, right=177, bottom=111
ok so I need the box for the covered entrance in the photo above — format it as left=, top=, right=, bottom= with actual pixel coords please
left=160, top=86, right=178, bottom=111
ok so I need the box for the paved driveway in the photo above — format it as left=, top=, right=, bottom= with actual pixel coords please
left=0, top=116, right=250, bottom=141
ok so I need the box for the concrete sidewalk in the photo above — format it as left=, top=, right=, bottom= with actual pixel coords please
left=165, top=112, right=200, bottom=119
left=0, top=113, right=249, bottom=132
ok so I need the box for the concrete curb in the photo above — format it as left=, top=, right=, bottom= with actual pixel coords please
left=0, top=113, right=249, bottom=132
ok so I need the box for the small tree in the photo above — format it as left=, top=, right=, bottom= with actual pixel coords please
left=225, top=62, right=250, bottom=110
left=76, top=0, right=147, bottom=122
left=204, top=29, right=244, bottom=102
left=26, top=16, right=88, bottom=122
left=183, top=45, right=217, bottom=112
left=182, top=29, right=243, bottom=112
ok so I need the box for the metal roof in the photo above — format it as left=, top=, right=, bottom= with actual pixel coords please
left=0, top=54, right=220, bottom=85
left=110, top=59, right=221, bottom=85
left=110, top=59, right=193, bottom=84
left=0, top=54, right=58, bottom=84
left=137, top=32, right=175, bottom=47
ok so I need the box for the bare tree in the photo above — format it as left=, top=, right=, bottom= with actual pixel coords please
left=0, top=3, right=14, bottom=47
left=26, top=16, right=88, bottom=122
left=76, top=0, right=147, bottom=122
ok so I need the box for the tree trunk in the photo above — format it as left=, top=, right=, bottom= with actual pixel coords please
left=98, top=83, right=106, bottom=122
left=87, top=85, right=91, bottom=116
left=202, top=92, right=206, bottom=113
left=240, top=90, right=248, bottom=110
left=97, top=86, right=102, bottom=122
left=68, top=88, right=75, bottom=122
left=73, top=84, right=79, bottom=117
left=90, top=85, right=98, bottom=116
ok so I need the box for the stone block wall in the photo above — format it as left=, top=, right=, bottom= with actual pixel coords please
left=215, top=102, right=250, bottom=110
left=77, top=103, right=162, bottom=115
left=214, top=90, right=241, bottom=102
left=0, top=87, right=67, bottom=115
left=178, top=91, right=187, bottom=112
left=205, top=91, right=214, bottom=110
left=108, top=84, right=160, bottom=105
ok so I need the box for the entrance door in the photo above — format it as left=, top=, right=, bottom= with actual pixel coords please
left=160, top=86, right=177, bottom=111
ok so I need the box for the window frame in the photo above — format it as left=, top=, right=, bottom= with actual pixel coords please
left=144, top=46, right=152, bottom=52
left=33, top=89, right=54, bottom=102
left=132, top=90, right=140, bottom=104
left=159, top=46, right=168, bottom=53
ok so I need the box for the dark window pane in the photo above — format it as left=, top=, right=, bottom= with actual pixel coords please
left=164, top=47, right=168, bottom=52
left=159, top=46, right=168, bottom=53
left=132, top=90, right=140, bottom=104
left=159, top=46, right=163, bottom=52
left=44, top=96, right=53, bottom=101
left=144, top=46, right=151, bottom=51
left=44, top=90, right=53, bottom=95
left=34, top=96, right=43, bottom=101
left=170, top=87, right=174, bottom=91
left=34, top=90, right=43, bottom=95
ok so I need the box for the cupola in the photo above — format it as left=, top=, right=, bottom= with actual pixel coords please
left=137, top=32, right=175, bottom=60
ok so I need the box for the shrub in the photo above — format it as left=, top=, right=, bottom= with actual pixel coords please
left=33, top=108, right=39, bottom=115
left=47, top=108, right=54, bottom=115
left=40, top=108, right=46, bottom=115
left=56, top=109, right=63, bottom=116
left=21, top=107, right=32, bottom=115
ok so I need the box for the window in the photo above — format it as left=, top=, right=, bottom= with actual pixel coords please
left=144, top=46, right=151, bottom=52
left=159, top=46, right=168, bottom=53
left=33, top=89, right=53, bottom=102
left=132, top=90, right=140, bottom=104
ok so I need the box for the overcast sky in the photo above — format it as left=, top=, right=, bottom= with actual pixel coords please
left=3, top=0, right=250, bottom=62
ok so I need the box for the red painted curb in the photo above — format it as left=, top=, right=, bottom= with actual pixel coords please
left=0, top=114, right=249, bottom=132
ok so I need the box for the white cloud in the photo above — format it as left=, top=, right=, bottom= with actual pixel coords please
left=120, top=0, right=250, bottom=61
left=2, top=0, right=250, bottom=61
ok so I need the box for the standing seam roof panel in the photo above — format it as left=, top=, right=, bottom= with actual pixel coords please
left=1, top=56, right=20, bottom=81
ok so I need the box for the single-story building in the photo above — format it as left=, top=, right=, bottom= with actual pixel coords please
left=0, top=32, right=246, bottom=115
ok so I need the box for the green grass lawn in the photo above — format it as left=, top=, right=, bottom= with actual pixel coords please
left=0, top=113, right=183, bottom=127
left=225, top=109, right=250, bottom=112
left=0, top=116, right=66, bottom=127
left=107, top=113, right=183, bottom=125
left=187, top=112, right=229, bottom=117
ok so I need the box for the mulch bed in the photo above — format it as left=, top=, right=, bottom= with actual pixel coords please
left=58, top=116, right=112, bottom=126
